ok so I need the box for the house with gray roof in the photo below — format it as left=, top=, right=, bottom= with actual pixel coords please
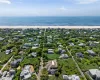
left=87, top=50, right=96, bottom=56
left=48, top=49, right=54, bottom=54
left=0, top=37, right=4, bottom=41
left=45, top=60, right=57, bottom=75
left=63, top=74, right=80, bottom=80
left=59, top=54, right=68, bottom=59
left=32, top=43, right=40, bottom=49
left=31, top=52, right=37, bottom=57
left=89, top=69, right=100, bottom=80
left=11, top=59, right=22, bottom=68
left=20, top=65, right=33, bottom=80
left=5, top=49, right=12, bottom=55
left=23, top=43, right=32, bottom=49
left=78, top=43, right=85, bottom=46
left=0, top=69, right=16, bottom=80
left=76, top=52, right=84, bottom=58
left=69, top=43, right=74, bottom=46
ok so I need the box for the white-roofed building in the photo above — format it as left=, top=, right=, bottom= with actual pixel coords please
left=89, top=69, right=98, bottom=78
left=89, top=69, right=100, bottom=80
left=20, top=65, right=34, bottom=80
left=45, top=60, right=57, bottom=75
left=0, top=69, right=16, bottom=80
left=63, top=74, right=80, bottom=80
left=96, top=70, right=100, bottom=80
left=59, top=54, right=68, bottom=59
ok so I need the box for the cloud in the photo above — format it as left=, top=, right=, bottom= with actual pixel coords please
left=59, top=6, right=67, bottom=11
left=0, top=0, right=11, bottom=4
left=76, top=0, right=98, bottom=4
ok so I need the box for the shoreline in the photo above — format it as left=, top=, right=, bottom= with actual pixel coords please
left=0, top=26, right=100, bottom=29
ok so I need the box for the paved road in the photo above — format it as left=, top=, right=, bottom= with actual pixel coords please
left=66, top=46, right=87, bottom=80
left=0, top=55, right=14, bottom=72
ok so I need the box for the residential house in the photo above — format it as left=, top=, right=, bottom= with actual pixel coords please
left=63, top=75, right=80, bottom=80
left=58, top=45, right=63, bottom=48
left=61, top=50, right=66, bottom=54
left=19, top=51, right=25, bottom=55
left=23, top=43, right=32, bottom=49
left=58, top=48, right=62, bottom=53
left=59, top=54, right=68, bottom=59
left=69, top=43, right=74, bottom=46
left=0, top=37, right=4, bottom=41
left=11, top=59, right=22, bottom=68
left=48, top=49, right=54, bottom=54
left=76, top=52, right=84, bottom=58
left=31, top=52, right=37, bottom=57
left=78, top=43, right=85, bottom=46
left=5, top=49, right=12, bottom=54
left=32, top=43, right=39, bottom=49
left=89, top=69, right=100, bottom=80
left=58, top=48, right=66, bottom=54
left=0, top=69, right=16, bottom=80
left=87, top=50, right=96, bottom=56
left=45, top=60, right=57, bottom=75
left=28, top=38, right=34, bottom=42
left=20, top=65, right=34, bottom=80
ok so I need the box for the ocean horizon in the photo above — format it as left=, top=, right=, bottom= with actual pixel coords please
left=0, top=16, right=100, bottom=26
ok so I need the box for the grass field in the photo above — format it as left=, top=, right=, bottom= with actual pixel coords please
left=0, top=52, right=12, bottom=64
left=47, top=53, right=60, bottom=60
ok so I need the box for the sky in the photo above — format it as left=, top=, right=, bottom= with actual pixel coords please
left=0, top=0, right=100, bottom=16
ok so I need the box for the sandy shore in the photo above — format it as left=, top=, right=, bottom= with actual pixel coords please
left=0, top=26, right=100, bottom=29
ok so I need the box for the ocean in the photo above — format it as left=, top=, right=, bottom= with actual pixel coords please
left=0, top=16, right=100, bottom=26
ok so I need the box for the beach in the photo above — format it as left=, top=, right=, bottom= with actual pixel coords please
left=0, top=26, right=100, bottom=29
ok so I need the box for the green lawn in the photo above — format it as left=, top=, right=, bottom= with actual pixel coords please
left=47, top=53, right=60, bottom=60
left=0, top=52, right=12, bottom=64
